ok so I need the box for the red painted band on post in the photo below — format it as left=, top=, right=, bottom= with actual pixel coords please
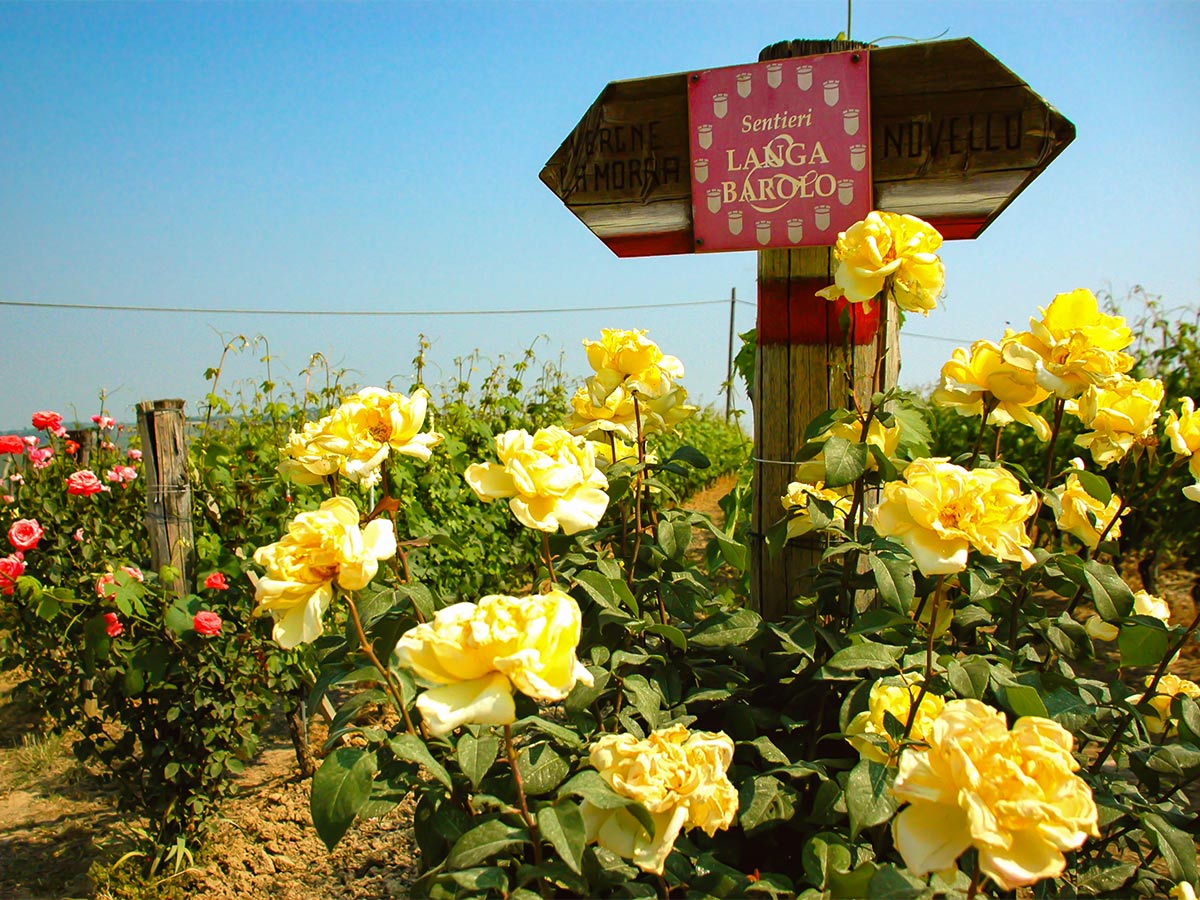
left=758, top=276, right=880, bottom=345
left=602, top=230, right=694, bottom=258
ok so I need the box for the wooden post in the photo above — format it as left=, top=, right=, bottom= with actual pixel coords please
left=749, top=39, right=900, bottom=623
left=136, top=399, right=195, bottom=597
left=66, top=428, right=95, bottom=468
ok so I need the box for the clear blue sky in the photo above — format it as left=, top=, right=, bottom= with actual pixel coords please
left=2, top=0, right=1198, bottom=432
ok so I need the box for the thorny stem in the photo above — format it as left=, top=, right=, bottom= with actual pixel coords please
left=504, top=724, right=544, bottom=867
left=345, top=591, right=415, bottom=735
left=904, top=576, right=944, bottom=739
left=540, top=531, right=557, bottom=587
left=1091, top=600, right=1200, bottom=772
left=966, top=857, right=982, bottom=900
left=628, top=396, right=646, bottom=589
left=1041, top=399, right=1067, bottom=492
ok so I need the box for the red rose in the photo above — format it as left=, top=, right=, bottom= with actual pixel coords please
left=65, top=440, right=80, bottom=455
left=31, top=411, right=63, bottom=431
left=0, top=553, right=25, bottom=595
left=193, top=611, right=223, bottom=636
left=204, top=572, right=230, bottom=591
left=8, top=519, right=43, bottom=551
left=103, top=611, right=124, bottom=638
left=0, top=435, right=23, bottom=454
left=66, top=470, right=105, bottom=496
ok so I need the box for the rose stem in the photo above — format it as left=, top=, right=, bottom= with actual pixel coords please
left=344, top=591, right=416, bottom=735
left=904, top=576, right=943, bottom=739
left=540, top=531, right=557, bottom=587
left=504, top=724, right=543, bottom=866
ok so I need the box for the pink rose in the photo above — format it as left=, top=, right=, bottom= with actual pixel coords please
left=203, top=572, right=230, bottom=591
left=23, top=435, right=38, bottom=448
left=91, top=414, right=115, bottom=429
left=0, top=553, right=25, bottom=595
left=8, top=519, right=43, bottom=551
left=8, top=473, right=22, bottom=484
left=126, top=448, right=142, bottom=461
left=95, top=567, right=140, bottom=598
left=105, top=466, right=137, bottom=485
left=103, top=611, right=124, bottom=638
left=73, top=528, right=85, bottom=542
left=2, top=495, right=12, bottom=504
left=0, top=435, right=23, bottom=454
left=51, top=426, right=68, bottom=439
left=31, top=411, right=63, bottom=431
left=29, top=447, right=53, bottom=469
left=193, top=611, right=223, bottom=636
left=67, top=470, right=105, bottom=496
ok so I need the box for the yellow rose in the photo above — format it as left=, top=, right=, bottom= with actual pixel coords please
left=1002, top=289, right=1134, bottom=398
left=280, top=387, right=442, bottom=487
left=1069, top=375, right=1164, bottom=466
left=1084, top=615, right=1119, bottom=642
left=253, top=497, right=397, bottom=648
left=564, top=380, right=695, bottom=441
left=583, top=329, right=685, bottom=399
left=845, top=676, right=946, bottom=764
left=391, top=589, right=592, bottom=737
left=1132, top=589, right=1171, bottom=624
left=892, top=699, right=1098, bottom=891
left=1185, top=482, right=1200, bottom=503
left=1164, top=396, right=1200, bottom=479
left=1170, top=882, right=1198, bottom=900
left=1053, top=466, right=1123, bottom=549
left=792, top=414, right=901, bottom=485
left=580, top=725, right=737, bottom=875
left=464, top=426, right=609, bottom=534
left=1127, top=673, right=1200, bottom=736
left=873, top=459, right=1037, bottom=576
left=816, top=211, right=944, bottom=314
left=930, top=336, right=1052, bottom=440
left=780, top=481, right=853, bottom=540
left=278, top=416, right=343, bottom=485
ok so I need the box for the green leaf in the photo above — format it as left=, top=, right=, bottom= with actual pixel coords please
left=388, top=734, right=452, bottom=790
left=1083, top=559, right=1134, bottom=621
left=801, top=832, right=853, bottom=890
left=446, top=819, right=528, bottom=869
left=447, top=867, right=509, bottom=894
left=999, top=683, right=1048, bottom=718
left=35, top=593, right=60, bottom=620
left=1141, top=812, right=1199, bottom=884
left=645, top=623, right=687, bottom=651
left=738, top=775, right=795, bottom=834
left=825, top=641, right=904, bottom=671
left=845, top=760, right=898, bottom=838
left=689, top=608, right=761, bottom=648
left=866, top=864, right=926, bottom=898
left=667, top=445, right=711, bottom=469
left=868, top=554, right=915, bottom=613
left=455, top=732, right=499, bottom=790
left=1118, top=618, right=1172, bottom=667
left=1075, top=469, right=1112, bottom=505
left=1072, top=861, right=1136, bottom=895
left=656, top=519, right=692, bottom=561
left=516, top=743, right=569, bottom=795
left=310, top=747, right=378, bottom=851
left=822, top=436, right=868, bottom=489
left=536, top=801, right=586, bottom=875
left=946, top=658, right=990, bottom=700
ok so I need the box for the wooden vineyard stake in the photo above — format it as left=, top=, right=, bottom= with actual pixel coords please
left=136, top=399, right=195, bottom=598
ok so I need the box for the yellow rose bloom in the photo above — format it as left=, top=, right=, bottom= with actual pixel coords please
left=253, top=497, right=397, bottom=649
left=873, top=459, right=1037, bottom=576
left=845, top=676, right=946, bottom=764
left=1132, top=589, right=1171, bottom=624
left=1128, top=673, right=1200, bottom=736
left=464, top=426, right=610, bottom=534
left=580, top=725, right=737, bottom=875
left=564, top=380, right=695, bottom=442
left=277, top=416, right=344, bottom=485
left=391, top=589, right=592, bottom=737
left=583, top=329, right=685, bottom=399
left=792, top=415, right=902, bottom=485
left=892, top=699, right=1098, bottom=891
left=1185, top=482, right=1200, bottom=503
left=1002, top=289, right=1134, bottom=398
left=930, top=336, right=1052, bottom=440
left=1053, top=466, right=1123, bottom=549
left=1170, top=882, right=1198, bottom=900
left=1164, top=396, right=1200, bottom=479
left=781, top=481, right=853, bottom=540
left=815, top=211, right=944, bottom=314
left=1069, top=375, right=1164, bottom=466
left=280, top=387, right=442, bottom=487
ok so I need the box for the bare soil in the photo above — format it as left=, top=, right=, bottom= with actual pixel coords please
left=1, top=477, right=1196, bottom=900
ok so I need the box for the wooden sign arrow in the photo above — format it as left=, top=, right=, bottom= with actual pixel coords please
left=540, top=38, right=1075, bottom=256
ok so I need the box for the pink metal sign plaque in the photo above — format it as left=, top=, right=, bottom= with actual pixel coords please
left=687, top=51, right=871, bottom=252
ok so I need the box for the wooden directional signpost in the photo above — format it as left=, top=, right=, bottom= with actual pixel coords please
left=541, top=37, right=1075, bottom=619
